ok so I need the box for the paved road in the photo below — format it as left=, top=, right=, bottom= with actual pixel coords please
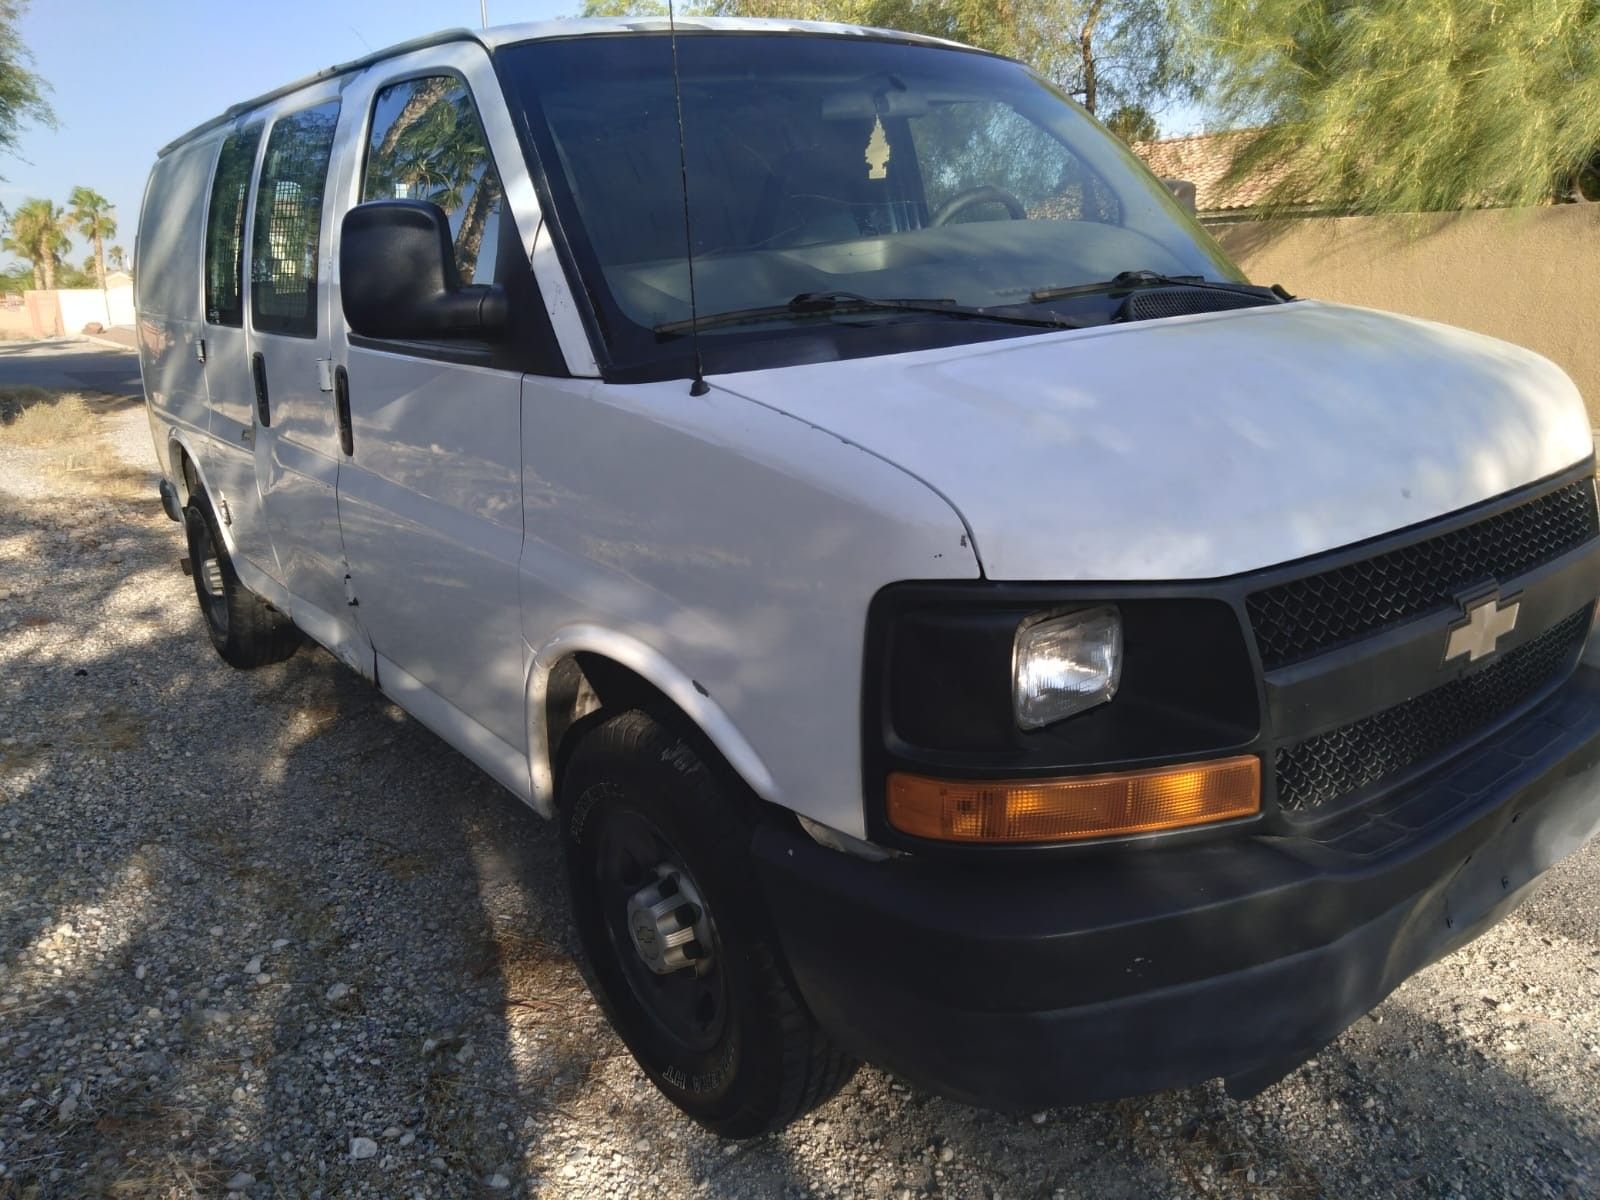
left=0, top=337, right=142, bottom=397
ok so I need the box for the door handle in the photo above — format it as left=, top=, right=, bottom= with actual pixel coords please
left=251, top=352, right=270, bottom=427
left=334, top=365, right=353, bottom=456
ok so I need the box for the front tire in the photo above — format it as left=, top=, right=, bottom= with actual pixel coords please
left=561, top=710, right=856, bottom=1137
left=182, top=490, right=301, bottom=669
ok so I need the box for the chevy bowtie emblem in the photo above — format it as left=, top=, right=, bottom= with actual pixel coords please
left=1444, top=593, right=1520, bottom=664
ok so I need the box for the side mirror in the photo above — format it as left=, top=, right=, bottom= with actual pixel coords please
left=339, top=199, right=507, bottom=341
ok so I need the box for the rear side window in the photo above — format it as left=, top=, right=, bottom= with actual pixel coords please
left=251, top=100, right=340, bottom=337
left=203, top=123, right=262, bottom=327
left=137, top=138, right=214, bottom=318
left=362, top=76, right=504, bottom=286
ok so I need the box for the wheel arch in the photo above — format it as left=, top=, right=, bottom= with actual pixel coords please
left=165, top=431, right=246, bottom=559
left=164, top=427, right=296, bottom=619
left=526, top=625, right=781, bottom=819
left=167, top=431, right=202, bottom=499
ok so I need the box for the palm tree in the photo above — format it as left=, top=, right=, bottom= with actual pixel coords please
left=378, top=91, right=501, bottom=280
left=107, top=244, right=127, bottom=273
left=67, top=187, right=116, bottom=288
left=1, top=226, right=40, bottom=289
left=3, top=198, right=71, bottom=290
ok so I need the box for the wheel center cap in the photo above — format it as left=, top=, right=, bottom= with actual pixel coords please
left=624, top=866, right=713, bottom=976
left=202, top=557, right=226, bottom=597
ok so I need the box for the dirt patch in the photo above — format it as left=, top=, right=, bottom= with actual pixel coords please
left=65, top=707, right=148, bottom=754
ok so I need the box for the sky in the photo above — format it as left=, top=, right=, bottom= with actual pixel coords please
left=3, top=0, right=1205, bottom=272
left=2, top=0, right=575, bottom=266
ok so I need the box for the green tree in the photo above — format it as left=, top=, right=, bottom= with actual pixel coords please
left=580, top=0, right=1198, bottom=116
left=67, top=186, right=115, bottom=287
left=0, top=0, right=52, bottom=177
left=56, top=257, right=92, bottom=288
left=1104, top=102, right=1158, bottom=144
left=3, top=196, right=69, bottom=289
left=1199, top=0, right=1600, bottom=213
left=107, top=243, right=127, bottom=272
left=0, top=260, right=30, bottom=294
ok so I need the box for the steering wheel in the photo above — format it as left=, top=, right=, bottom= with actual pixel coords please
left=930, top=184, right=1028, bottom=227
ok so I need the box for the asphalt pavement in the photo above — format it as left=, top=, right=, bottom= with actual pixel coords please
left=0, top=336, right=142, bottom=397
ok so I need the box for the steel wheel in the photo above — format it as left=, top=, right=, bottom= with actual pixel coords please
left=561, top=709, right=857, bottom=1137
left=597, top=807, right=726, bottom=1056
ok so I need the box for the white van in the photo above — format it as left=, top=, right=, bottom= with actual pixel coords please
left=136, top=17, right=1600, bottom=1136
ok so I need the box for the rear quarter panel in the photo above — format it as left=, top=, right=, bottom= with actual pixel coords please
left=135, top=136, right=217, bottom=482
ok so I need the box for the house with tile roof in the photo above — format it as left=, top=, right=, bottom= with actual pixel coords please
left=1133, top=130, right=1333, bottom=223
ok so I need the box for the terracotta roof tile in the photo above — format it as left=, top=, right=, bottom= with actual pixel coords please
left=1133, top=130, right=1319, bottom=214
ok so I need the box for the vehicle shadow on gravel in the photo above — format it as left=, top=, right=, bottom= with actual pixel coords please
left=3, top=458, right=1597, bottom=1199
left=0, top=488, right=599, bottom=1196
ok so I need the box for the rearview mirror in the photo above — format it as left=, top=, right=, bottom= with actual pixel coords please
left=821, top=88, right=930, bottom=120
left=339, top=200, right=508, bottom=341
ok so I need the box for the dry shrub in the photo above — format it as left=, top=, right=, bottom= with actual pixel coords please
left=0, top=386, right=88, bottom=440
left=0, top=387, right=154, bottom=504
left=0, top=390, right=102, bottom=452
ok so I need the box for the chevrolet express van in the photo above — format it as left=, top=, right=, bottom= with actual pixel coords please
left=135, top=17, right=1600, bottom=1137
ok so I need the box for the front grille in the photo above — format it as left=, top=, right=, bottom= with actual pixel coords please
left=1275, top=607, right=1591, bottom=813
left=1248, top=479, right=1598, bottom=669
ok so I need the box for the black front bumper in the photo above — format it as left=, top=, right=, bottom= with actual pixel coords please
left=756, top=666, right=1600, bottom=1111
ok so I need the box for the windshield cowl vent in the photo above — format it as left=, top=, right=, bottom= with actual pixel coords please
left=1113, top=286, right=1280, bottom=324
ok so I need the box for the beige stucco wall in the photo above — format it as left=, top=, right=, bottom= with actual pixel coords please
left=1217, top=205, right=1600, bottom=424
left=0, top=303, right=35, bottom=338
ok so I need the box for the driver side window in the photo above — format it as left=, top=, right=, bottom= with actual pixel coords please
left=910, top=102, right=1117, bottom=224
left=363, top=75, right=505, bottom=286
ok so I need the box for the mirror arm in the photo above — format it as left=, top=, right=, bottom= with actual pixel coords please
left=431, top=286, right=508, bottom=337
left=472, top=285, right=509, bottom=335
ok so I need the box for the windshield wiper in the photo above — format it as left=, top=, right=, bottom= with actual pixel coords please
left=1030, top=270, right=1289, bottom=304
left=654, top=291, right=1082, bottom=336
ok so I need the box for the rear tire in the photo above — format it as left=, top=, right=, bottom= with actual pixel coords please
left=561, top=709, right=857, bottom=1137
left=182, top=490, right=301, bottom=669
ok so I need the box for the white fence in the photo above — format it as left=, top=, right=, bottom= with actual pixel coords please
left=56, top=285, right=134, bottom=332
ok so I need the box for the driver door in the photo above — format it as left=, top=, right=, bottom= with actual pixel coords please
left=330, top=47, right=531, bottom=787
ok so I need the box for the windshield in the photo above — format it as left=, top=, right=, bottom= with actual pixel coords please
left=497, top=33, right=1243, bottom=378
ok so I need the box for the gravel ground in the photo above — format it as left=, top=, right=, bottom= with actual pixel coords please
left=1, top=356, right=1598, bottom=1198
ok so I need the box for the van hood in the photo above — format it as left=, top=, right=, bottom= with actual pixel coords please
left=714, top=301, right=1593, bottom=581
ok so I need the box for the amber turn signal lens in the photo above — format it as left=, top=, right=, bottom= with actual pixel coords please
left=886, top=756, right=1260, bottom=844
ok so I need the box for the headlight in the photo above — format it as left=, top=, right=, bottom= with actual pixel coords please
left=1012, top=605, right=1122, bottom=729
